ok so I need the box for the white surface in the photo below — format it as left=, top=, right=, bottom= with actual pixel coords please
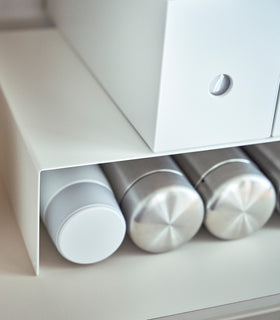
left=272, top=84, right=280, bottom=136
left=0, top=0, right=49, bottom=29
left=47, top=0, right=280, bottom=152
left=157, top=0, right=280, bottom=151
left=47, top=0, right=167, bottom=149
left=58, top=205, right=126, bottom=264
left=152, top=296, right=280, bottom=319
left=0, top=177, right=280, bottom=319
left=0, top=29, right=153, bottom=171
left=0, top=86, right=40, bottom=274
left=39, top=214, right=280, bottom=320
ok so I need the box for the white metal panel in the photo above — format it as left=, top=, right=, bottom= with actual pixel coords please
left=0, top=89, right=40, bottom=275
left=0, top=29, right=153, bottom=170
left=47, top=0, right=167, bottom=149
left=0, top=179, right=34, bottom=276
left=272, top=83, right=280, bottom=136
left=156, top=0, right=280, bottom=151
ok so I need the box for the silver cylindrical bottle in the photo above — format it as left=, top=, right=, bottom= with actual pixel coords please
left=40, top=165, right=126, bottom=264
left=102, top=156, right=204, bottom=253
left=174, top=148, right=276, bottom=240
left=243, top=142, right=280, bottom=212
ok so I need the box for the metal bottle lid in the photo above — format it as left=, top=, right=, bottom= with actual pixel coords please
left=102, top=156, right=204, bottom=253
left=198, top=162, right=276, bottom=240
left=121, top=171, right=204, bottom=253
left=174, top=148, right=276, bottom=240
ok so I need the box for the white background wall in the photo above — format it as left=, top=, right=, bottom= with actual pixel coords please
left=0, top=0, right=49, bottom=29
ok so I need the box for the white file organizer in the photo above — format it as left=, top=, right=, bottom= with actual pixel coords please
left=1, top=29, right=280, bottom=319
left=47, top=0, right=280, bottom=152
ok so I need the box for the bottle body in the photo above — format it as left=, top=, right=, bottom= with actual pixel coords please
left=102, top=156, right=204, bottom=253
left=174, top=148, right=276, bottom=240
left=243, top=142, right=280, bottom=212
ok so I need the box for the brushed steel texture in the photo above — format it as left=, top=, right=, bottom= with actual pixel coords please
left=174, top=148, right=250, bottom=187
left=174, top=148, right=276, bottom=240
left=102, top=156, right=204, bottom=253
left=243, top=142, right=280, bottom=212
left=199, top=162, right=276, bottom=240
left=102, top=156, right=183, bottom=202
left=121, top=172, right=204, bottom=253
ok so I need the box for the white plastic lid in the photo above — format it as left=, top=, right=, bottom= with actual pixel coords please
left=44, top=182, right=126, bottom=264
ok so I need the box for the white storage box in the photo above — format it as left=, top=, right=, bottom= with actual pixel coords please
left=47, top=0, right=280, bottom=152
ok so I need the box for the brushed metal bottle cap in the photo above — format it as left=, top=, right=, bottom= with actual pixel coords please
left=121, top=172, right=204, bottom=253
left=197, top=162, right=276, bottom=240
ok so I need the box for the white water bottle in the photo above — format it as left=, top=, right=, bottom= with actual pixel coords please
left=40, top=165, right=126, bottom=264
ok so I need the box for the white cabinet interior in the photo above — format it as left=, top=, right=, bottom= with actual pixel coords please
left=0, top=8, right=279, bottom=320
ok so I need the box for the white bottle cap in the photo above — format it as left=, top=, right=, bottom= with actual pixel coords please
left=44, top=182, right=126, bottom=264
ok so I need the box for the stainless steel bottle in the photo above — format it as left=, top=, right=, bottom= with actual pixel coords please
left=243, top=142, right=280, bottom=212
left=102, top=156, right=204, bottom=253
left=40, top=165, right=126, bottom=264
left=174, top=148, right=276, bottom=240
